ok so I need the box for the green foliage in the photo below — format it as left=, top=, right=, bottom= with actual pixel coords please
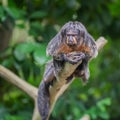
left=14, top=42, right=49, bottom=64
left=30, top=11, right=47, bottom=19
left=87, top=98, right=111, bottom=119
left=0, top=0, right=120, bottom=120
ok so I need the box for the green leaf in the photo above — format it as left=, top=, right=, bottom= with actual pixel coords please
left=30, top=11, right=47, bottom=19
left=4, top=7, right=26, bottom=19
left=30, top=21, right=44, bottom=30
left=14, top=42, right=35, bottom=61
left=0, top=6, right=5, bottom=19
left=99, top=111, right=109, bottom=119
left=97, top=98, right=111, bottom=108
left=33, top=44, right=49, bottom=65
left=88, top=107, right=97, bottom=119
left=29, top=22, right=44, bottom=36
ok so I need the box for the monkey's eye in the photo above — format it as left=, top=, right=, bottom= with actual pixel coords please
left=67, top=34, right=78, bottom=37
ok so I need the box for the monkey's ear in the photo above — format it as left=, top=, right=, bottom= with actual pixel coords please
left=46, top=31, right=63, bottom=56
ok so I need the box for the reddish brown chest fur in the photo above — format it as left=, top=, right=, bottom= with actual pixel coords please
left=56, top=44, right=91, bottom=54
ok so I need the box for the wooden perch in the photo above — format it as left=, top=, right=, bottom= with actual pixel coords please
left=0, top=37, right=107, bottom=120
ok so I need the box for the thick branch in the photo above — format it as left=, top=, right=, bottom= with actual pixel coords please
left=0, top=66, right=38, bottom=100
left=96, top=37, right=108, bottom=50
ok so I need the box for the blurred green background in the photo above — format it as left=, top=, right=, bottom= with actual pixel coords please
left=0, top=0, right=120, bottom=120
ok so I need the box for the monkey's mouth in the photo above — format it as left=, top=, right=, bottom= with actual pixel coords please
left=66, top=40, right=77, bottom=47
left=67, top=42, right=76, bottom=47
left=66, top=37, right=77, bottom=47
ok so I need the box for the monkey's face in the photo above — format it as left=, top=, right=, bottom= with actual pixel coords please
left=63, top=29, right=80, bottom=47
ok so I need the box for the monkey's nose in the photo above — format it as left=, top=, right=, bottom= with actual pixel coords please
left=67, top=40, right=73, bottom=46
left=66, top=36, right=77, bottom=46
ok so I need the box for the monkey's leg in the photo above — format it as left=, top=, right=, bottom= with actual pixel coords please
left=74, top=60, right=90, bottom=84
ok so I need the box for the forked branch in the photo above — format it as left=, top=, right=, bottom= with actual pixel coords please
left=0, top=37, right=107, bottom=120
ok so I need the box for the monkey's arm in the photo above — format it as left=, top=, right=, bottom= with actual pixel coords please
left=53, top=52, right=86, bottom=79
left=74, top=59, right=90, bottom=84
left=53, top=51, right=90, bottom=84
left=53, top=52, right=85, bottom=64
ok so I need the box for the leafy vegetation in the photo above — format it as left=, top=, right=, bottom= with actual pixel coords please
left=0, top=0, right=120, bottom=120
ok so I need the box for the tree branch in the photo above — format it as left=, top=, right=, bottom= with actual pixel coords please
left=96, top=37, right=108, bottom=50
left=0, top=66, right=38, bottom=100
left=0, top=36, right=107, bottom=120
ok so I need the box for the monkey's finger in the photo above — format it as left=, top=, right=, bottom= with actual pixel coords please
left=66, top=59, right=82, bottom=64
left=67, top=52, right=85, bottom=58
left=66, top=53, right=85, bottom=61
left=65, top=55, right=85, bottom=65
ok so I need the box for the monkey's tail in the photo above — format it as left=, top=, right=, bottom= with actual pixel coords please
left=37, top=81, right=50, bottom=120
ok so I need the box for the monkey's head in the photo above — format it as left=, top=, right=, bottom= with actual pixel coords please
left=61, top=22, right=85, bottom=48
left=62, top=28, right=80, bottom=47
left=47, top=21, right=98, bottom=58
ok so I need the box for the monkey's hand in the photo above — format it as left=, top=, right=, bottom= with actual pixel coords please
left=64, top=52, right=85, bottom=64
left=53, top=52, right=85, bottom=64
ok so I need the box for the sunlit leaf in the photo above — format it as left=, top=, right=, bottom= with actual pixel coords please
left=14, top=42, right=35, bottom=61
left=33, top=44, right=50, bottom=65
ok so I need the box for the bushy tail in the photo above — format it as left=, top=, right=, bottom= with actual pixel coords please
left=37, top=81, right=50, bottom=120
